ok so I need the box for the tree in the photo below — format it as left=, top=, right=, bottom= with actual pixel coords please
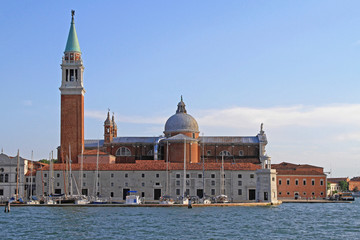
left=38, top=159, right=58, bottom=164
left=353, top=186, right=359, bottom=192
left=338, top=180, right=349, bottom=192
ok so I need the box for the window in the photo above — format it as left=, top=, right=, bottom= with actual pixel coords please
left=0, top=189, right=3, bottom=195
left=320, top=179, right=324, bottom=186
left=57, top=183, right=60, bottom=187
left=44, top=174, right=47, bottom=178
left=303, top=192, right=306, bottom=195
left=83, top=173, right=86, bottom=178
left=44, top=182, right=47, bottom=186
left=83, top=183, right=85, bottom=187
left=176, top=189, right=180, bottom=195
left=198, top=174, right=202, bottom=178
left=264, top=192, right=268, bottom=201
left=238, top=189, right=242, bottom=195
left=312, top=179, right=315, bottom=186
left=142, top=182, right=145, bottom=187
left=110, top=192, right=114, bottom=197
left=211, top=180, right=215, bottom=186
left=176, top=180, right=180, bottom=186
left=219, top=150, right=231, bottom=156
left=111, top=173, right=114, bottom=178
left=303, top=179, right=306, bottom=186
left=287, top=192, right=290, bottom=195
left=147, top=150, right=153, bottom=156
left=295, top=179, right=299, bottom=185
left=5, top=174, right=8, bottom=183
left=125, top=173, right=128, bottom=178
left=250, top=174, right=254, bottom=179
left=156, top=174, right=160, bottom=178
left=312, top=192, right=315, bottom=196
left=320, top=192, right=324, bottom=196
left=176, top=174, right=180, bottom=178
left=279, top=192, right=282, bottom=195
left=141, top=192, right=145, bottom=198
left=207, top=150, right=211, bottom=156
left=111, top=182, right=114, bottom=187
left=239, top=150, right=244, bottom=156
left=272, top=177, right=275, bottom=181
left=57, top=173, right=60, bottom=178
left=186, top=174, right=189, bottom=179
left=0, top=168, right=3, bottom=172
left=155, top=183, right=160, bottom=186
left=238, top=174, right=242, bottom=178
left=125, top=182, right=128, bottom=187
left=287, top=179, right=290, bottom=185
left=238, top=181, right=242, bottom=186
left=211, top=189, right=216, bottom=195
left=116, top=147, right=131, bottom=156
left=279, top=179, right=282, bottom=185
left=0, top=174, right=3, bottom=182
left=211, top=174, right=215, bottom=178
left=142, top=173, right=145, bottom=178
left=26, top=178, right=29, bottom=183
left=192, top=133, right=195, bottom=138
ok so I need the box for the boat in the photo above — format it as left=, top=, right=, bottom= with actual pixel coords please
left=352, top=192, right=360, bottom=198
left=26, top=196, right=40, bottom=205
left=159, top=195, right=175, bottom=205
left=339, top=192, right=355, bottom=201
left=216, top=194, right=229, bottom=203
left=125, top=191, right=143, bottom=204
left=90, top=143, right=107, bottom=204
left=27, top=151, right=40, bottom=204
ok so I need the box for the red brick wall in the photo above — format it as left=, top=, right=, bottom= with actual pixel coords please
left=349, top=181, right=360, bottom=191
left=277, top=175, right=327, bottom=199
left=166, top=142, right=198, bottom=163
left=60, top=94, right=84, bottom=163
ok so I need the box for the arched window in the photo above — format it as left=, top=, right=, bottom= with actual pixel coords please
left=219, top=150, right=231, bottom=156
left=116, top=147, right=131, bottom=156
left=147, top=150, right=154, bottom=156
left=5, top=174, right=8, bottom=183
left=0, top=174, right=3, bottom=182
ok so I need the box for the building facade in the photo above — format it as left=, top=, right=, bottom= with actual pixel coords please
left=272, top=162, right=327, bottom=199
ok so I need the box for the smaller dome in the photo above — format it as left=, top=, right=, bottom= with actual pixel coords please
left=164, top=97, right=199, bottom=134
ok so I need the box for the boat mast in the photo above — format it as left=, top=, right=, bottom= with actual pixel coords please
left=30, top=150, right=33, bottom=199
left=221, top=154, right=225, bottom=195
left=95, top=141, right=100, bottom=198
left=183, top=138, right=186, bottom=200
left=80, top=146, right=83, bottom=196
left=166, top=141, right=169, bottom=196
left=48, top=153, right=51, bottom=197
left=16, top=149, right=20, bottom=200
left=69, top=144, right=73, bottom=197
left=51, top=151, right=54, bottom=195
left=202, top=133, right=205, bottom=198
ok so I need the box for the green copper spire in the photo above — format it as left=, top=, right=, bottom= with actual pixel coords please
left=65, top=10, right=81, bottom=53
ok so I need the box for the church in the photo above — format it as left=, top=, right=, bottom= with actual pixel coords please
left=38, top=11, right=278, bottom=203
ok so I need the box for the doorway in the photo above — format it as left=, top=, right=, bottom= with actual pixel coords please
left=197, top=189, right=204, bottom=198
left=123, top=188, right=130, bottom=200
left=82, top=189, right=88, bottom=196
left=154, top=189, right=161, bottom=200
left=249, top=189, right=256, bottom=200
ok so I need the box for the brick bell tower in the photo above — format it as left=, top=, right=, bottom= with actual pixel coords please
left=59, top=10, right=85, bottom=163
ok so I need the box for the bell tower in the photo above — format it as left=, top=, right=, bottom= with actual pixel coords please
left=59, top=10, right=85, bottom=163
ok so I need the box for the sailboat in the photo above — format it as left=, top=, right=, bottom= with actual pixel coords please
left=179, top=138, right=189, bottom=205
left=27, top=151, right=40, bottom=204
left=216, top=154, right=229, bottom=203
left=75, top=148, right=90, bottom=204
left=159, top=142, right=175, bottom=204
left=90, top=142, right=107, bottom=204
left=45, top=152, right=57, bottom=205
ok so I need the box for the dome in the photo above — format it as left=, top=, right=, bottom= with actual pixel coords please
left=164, top=97, right=199, bottom=133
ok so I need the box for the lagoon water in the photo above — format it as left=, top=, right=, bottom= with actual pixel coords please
left=2, top=200, right=360, bottom=239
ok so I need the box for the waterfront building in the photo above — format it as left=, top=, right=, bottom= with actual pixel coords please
left=349, top=177, right=360, bottom=192
left=38, top=11, right=279, bottom=203
left=0, top=153, right=25, bottom=202
left=272, top=162, right=327, bottom=199
left=327, top=177, right=349, bottom=195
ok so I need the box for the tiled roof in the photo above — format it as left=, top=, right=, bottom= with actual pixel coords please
left=42, top=161, right=260, bottom=171
left=350, top=177, right=360, bottom=182
left=272, top=162, right=325, bottom=176
left=328, top=178, right=349, bottom=183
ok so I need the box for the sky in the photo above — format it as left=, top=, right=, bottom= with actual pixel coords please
left=1, top=1, right=360, bottom=177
